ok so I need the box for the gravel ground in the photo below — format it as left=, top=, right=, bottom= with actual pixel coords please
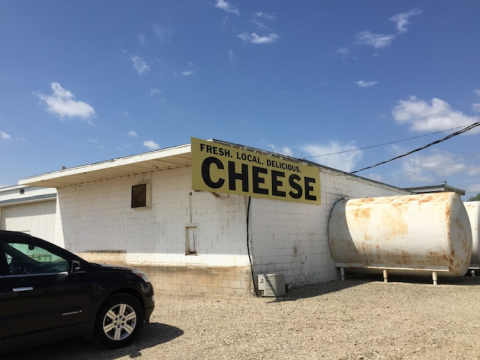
left=5, top=275, right=480, bottom=360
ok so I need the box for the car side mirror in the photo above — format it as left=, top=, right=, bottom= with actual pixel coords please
left=71, top=260, right=81, bottom=274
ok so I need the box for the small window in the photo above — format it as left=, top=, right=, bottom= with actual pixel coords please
left=131, top=183, right=151, bottom=209
left=185, top=226, right=198, bottom=255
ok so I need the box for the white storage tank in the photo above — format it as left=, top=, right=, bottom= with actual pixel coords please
left=464, top=202, right=480, bottom=269
left=328, top=192, right=472, bottom=277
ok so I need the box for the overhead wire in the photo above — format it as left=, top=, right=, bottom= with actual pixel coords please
left=350, top=122, right=480, bottom=174
left=303, top=123, right=476, bottom=159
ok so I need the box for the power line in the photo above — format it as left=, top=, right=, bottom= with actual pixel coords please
left=350, top=122, right=480, bottom=174
left=303, top=123, right=475, bottom=159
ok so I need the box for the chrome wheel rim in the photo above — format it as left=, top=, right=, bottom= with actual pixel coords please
left=102, top=303, right=137, bottom=341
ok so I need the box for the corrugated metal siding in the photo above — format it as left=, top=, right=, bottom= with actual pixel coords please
left=0, top=200, right=56, bottom=243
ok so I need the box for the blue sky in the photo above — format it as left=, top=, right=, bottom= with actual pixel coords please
left=1, top=0, right=479, bottom=199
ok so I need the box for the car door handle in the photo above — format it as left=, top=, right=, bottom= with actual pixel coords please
left=13, top=287, right=33, bottom=292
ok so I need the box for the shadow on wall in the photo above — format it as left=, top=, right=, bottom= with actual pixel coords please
left=2, top=323, right=183, bottom=360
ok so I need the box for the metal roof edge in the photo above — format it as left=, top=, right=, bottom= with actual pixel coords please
left=18, top=143, right=191, bottom=186
left=405, top=184, right=466, bottom=195
left=0, top=184, right=29, bottom=191
left=0, top=193, right=57, bottom=207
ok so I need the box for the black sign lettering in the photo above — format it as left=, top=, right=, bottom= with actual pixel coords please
left=201, top=157, right=225, bottom=189
left=288, top=174, right=303, bottom=199
left=271, top=170, right=286, bottom=197
left=228, top=161, right=249, bottom=192
left=252, top=166, right=269, bottom=195
left=304, top=177, right=316, bottom=201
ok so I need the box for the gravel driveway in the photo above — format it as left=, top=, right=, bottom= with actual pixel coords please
left=5, top=275, right=480, bottom=360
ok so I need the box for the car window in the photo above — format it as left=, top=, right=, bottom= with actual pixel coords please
left=4, top=242, right=69, bottom=275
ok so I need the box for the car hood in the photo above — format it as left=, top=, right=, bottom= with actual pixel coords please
left=89, top=262, right=136, bottom=272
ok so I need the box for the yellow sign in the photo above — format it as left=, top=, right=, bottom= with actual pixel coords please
left=191, top=137, right=321, bottom=204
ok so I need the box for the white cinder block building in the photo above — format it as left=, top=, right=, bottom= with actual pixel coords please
left=18, top=139, right=410, bottom=294
left=0, top=185, right=57, bottom=242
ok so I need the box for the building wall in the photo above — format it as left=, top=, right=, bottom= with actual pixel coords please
left=1, top=200, right=57, bottom=242
left=54, top=167, right=252, bottom=294
left=0, top=186, right=57, bottom=243
left=53, top=165, right=409, bottom=294
left=250, top=167, right=410, bottom=289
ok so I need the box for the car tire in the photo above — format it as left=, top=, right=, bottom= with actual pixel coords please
left=94, top=294, right=145, bottom=349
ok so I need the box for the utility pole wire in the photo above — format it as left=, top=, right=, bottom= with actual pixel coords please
left=350, top=122, right=480, bottom=174
left=304, top=123, right=476, bottom=158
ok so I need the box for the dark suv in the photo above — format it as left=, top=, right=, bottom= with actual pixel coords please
left=0, top=230, right=155, bottom=353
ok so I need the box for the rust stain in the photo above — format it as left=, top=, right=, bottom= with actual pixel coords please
left=352, top=208, right=371, bottom=221
left=418, top=196, right=433, bottom=205
left=401, top=251, right=411, bottom=264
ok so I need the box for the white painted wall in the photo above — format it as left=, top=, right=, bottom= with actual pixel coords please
left=250, top=168, right=410, bottom=287
left=1, top=201, right=57, bottom=241
left=0, top=186, right=57, bottom=243
left=55, top=167, right=250, bottom=267
left=53, top=165, right=409, bottom=288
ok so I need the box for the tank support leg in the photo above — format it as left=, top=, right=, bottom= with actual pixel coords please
left=340, top=268, right=345, bottom=281
left=432, top=272, right=438, bottom=286
left=472, top=270, right=476, bottom=277
left=383, top=269, right=388, bottom=283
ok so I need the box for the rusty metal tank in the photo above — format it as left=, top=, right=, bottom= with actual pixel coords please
left=465, top=202, right=480, bottom=269
left=328, top=192, right=472, bottom=277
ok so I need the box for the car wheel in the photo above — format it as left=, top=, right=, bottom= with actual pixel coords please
left=94, top=294, right=145, bottom=349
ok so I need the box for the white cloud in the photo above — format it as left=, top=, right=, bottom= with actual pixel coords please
left=144, top=140, right=159, bottom=150
left=267, top=144, right=292, bottom=156
left=281, top=146, right=293, bottom=157
left=253, top=12, right=276, bottom=21
left=121, top=111, right=131, bottom=117
left=401, top=156, right=434, bottom=182
left=221, top=16, right=228, bottom=29
left=181, top=70, right=194, bottom=77
left=263, top=142, right=294, bottom=157
left=392, top=96, right=480, bottom=133
left=467, top=184, right=480, bottom=193
left=35, top=82, right=95, bottom=120
left=251, top=20, right=270, bottom=31
left=475, top=89, right=480, bottom=96
left=88, top=139, right=98, bottom=144
left=150, top=88, right=163, bottom=96
left=132, top=55, right=150, bottom=75
left=355, top=30, right=395, bottom=49
left=367, top=173, right=383, bottom=182
left=401, top=150, right=480, bottom=182
left=238, top=32, right=279, bottom=44
left=355, top=80, right=379, bottom=88
left=128, top=130, right=138, bottom=138
left=152, top=23, right=172, bottom=42
left=472, top=103, right=480, bottom=113
left=215, top=0, right=239, bottom=16
left=390, top=9, right=423, bottom=34
left=139, top=33, right=145, bottom=46
left=228, top=50, right=234, bottom=62
left=1, top=131, right=11, bottom=140
left=337, top=47, right=350, bottom=57
left=301, top=142, right=363, bottom=173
